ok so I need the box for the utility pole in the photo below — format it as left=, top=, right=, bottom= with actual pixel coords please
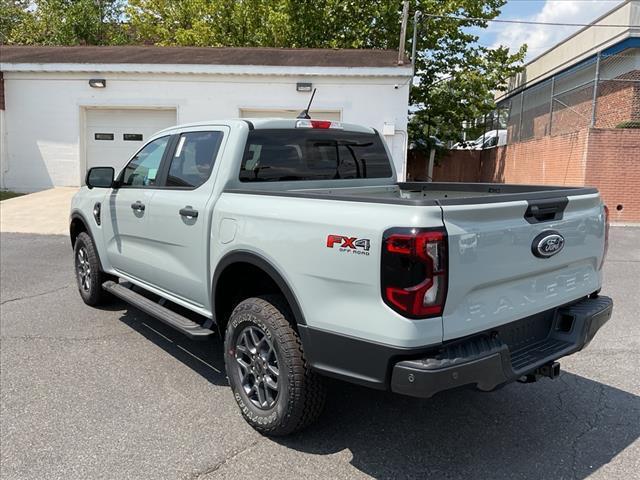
left=590, top=51, right=601, bottom=128
left=398, top=1, right=410, bottom=65
left=95, top=0, right=104, bottom=45
left=411, top=10, right=421, bottom=67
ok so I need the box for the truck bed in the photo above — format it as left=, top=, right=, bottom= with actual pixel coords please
left=222, top=179, right=605, bottom=344
left=226, top=182, right=598, bottom=206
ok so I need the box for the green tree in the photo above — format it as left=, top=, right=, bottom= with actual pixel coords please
left=1, top=0, right=128, bottom=45
left=1, top=0, right=34, bottom=43
left=408, top=3, right=525, bottom=146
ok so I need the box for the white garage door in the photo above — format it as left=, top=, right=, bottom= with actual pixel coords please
left=240, top=108, right=341, bottom=121
left=85, top=108, right=177, bottom=173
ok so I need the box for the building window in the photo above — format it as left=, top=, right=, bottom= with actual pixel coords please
left=123, top=133, right=143, bottom=141
left=94, top=133, right=114, bottom=141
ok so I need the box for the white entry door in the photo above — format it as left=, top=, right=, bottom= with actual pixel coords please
left=85, top=108, right=176, bottom=175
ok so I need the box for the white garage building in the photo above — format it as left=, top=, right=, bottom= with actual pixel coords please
left=0, top=45, right=412, bottom=192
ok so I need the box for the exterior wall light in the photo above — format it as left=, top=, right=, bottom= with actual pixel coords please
left=296, top=82, right=312, bottom=92
left=89, top=79, right=106, bottom=88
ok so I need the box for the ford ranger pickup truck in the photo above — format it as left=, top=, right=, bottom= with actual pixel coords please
left=70, top=118, right=613, bottom=436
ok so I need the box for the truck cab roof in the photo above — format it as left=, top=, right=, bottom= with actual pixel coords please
left=155, top=118, right=376, bottom=136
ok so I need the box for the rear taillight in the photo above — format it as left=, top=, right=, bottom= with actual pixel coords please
left=381, top=228, right=448, bottom=318
left=600, top=205, right=610, bottom=270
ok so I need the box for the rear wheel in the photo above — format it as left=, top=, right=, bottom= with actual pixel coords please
left=74, top=231, right=110, bottom=306
left=224, top=295, right=326, bottom=436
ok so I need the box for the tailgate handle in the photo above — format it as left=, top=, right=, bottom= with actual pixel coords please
left=524, top=198, right=568, bottom=224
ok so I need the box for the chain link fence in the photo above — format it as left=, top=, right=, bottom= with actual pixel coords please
left=493, top=48, right=640, bottom=144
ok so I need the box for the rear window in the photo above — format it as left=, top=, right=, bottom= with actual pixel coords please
left=239, top=129, right=393, bottom=182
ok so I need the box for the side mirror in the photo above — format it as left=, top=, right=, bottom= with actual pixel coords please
left=86, top=167, right=115, bottom=189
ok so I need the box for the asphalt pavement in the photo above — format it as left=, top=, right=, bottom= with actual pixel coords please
left=1, top=228, right=638, bottom=479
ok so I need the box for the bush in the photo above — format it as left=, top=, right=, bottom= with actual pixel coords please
left=615, top=120, right=640, bottom=129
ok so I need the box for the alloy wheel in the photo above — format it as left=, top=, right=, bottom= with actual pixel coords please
left=234, top=325, right=280, bottom=409
left=76, top=247, right=91, bottom=292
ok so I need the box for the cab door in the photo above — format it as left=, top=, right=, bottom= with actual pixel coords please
left=144, top=127, right=227, bottom=308
left=102, top=135, right=174, bottom=282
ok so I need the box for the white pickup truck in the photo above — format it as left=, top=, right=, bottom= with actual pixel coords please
left=70, top=118, right=613, bottom=435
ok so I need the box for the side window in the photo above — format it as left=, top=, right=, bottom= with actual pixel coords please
left=166, top=131, right=223, bottom=188
left=121, top=136, right=169, bottom=187
left=483, top=135, right=498, bottom=149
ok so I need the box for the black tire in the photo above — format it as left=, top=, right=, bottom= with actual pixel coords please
left=73, top=231, right=110, bottom=306
left=224, top=295, right=326, bottom=436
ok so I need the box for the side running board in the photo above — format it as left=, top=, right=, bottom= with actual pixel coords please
left=102, top=280, right=214, bottom=340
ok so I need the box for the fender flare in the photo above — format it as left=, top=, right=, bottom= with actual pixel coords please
left=212, top=250, right=307, bottom=326
left=70, top=210, right=93, bottom=245
left=69, top=210, right=108, bottom=271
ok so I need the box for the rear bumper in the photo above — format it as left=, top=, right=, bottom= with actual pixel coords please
left=391, top=295, right=613, bottom=398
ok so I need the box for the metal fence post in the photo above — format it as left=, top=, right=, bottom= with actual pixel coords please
left=590, top=51, right=601, bottom=128
left=548, top=76, right=555, bottom=135
left=518, top=92, right=524, bottom=142
left=482, top=113, right=487, bottom=147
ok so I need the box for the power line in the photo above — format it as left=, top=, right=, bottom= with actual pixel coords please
left=421, top=12, right=635, bottom=28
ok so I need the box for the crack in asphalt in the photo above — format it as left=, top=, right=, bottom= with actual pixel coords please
left=0, top=332, right=136, bottom=342
left=555, top=375, right=580, bottom=422
left=0, top=283, right=73, bottom=306
left=188, top=439, right=261, bottom=479
left=569, top=383, right=608, bottom=479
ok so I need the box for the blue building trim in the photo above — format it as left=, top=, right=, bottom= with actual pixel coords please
left=602, top=37, right=640, bottom=56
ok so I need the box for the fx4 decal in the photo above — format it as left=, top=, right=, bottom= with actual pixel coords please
left=326, top=235, right=371, bottom=256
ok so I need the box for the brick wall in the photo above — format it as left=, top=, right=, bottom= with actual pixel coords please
left=505, top=70, right=639, bottom=139
left=551, top=85, right=594, bottom=135
left=429, top=127, right=640, bottom=222
left=479, top=130, right=589, bottom=186
left=585, top=128, right=640, bottom=223
left=594, top=80, right=637, bottom=128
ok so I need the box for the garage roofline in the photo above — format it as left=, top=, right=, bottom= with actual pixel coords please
left=0, top=45, right=411, bottom=70
left=0, top=62, right=413, bottom=78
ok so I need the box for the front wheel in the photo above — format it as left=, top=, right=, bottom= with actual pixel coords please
left=224, top=295, right=326, bottom=436
left=74, top=231, right=110, bottom=306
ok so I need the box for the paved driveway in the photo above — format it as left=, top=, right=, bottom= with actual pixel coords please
left=1, top=228, right=638, bottom=480
left=0, top=187, right=78, bottom=235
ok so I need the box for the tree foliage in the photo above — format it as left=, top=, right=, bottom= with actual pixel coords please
left=1, top=0, right=128, bottom=45
left=1, top=0, right=525, bottom=145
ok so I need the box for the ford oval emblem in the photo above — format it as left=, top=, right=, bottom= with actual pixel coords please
left=532, top=231, right=565, bottom=258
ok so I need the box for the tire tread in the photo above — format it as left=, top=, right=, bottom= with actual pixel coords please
left=225, top=295, right=326, bottom=436
left=74, top=231, right=110, bottom=306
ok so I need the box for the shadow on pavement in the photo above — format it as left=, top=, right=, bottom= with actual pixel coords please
left=118, top=307, right=227, bottom=387
left=279, top=376, right=639, bottom=479
left=119, top=307, right=640, bottom=480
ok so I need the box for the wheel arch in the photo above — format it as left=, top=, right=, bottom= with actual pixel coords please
left=212, top=250, right=307, bottom=332
left=70, top=211, right=92, bottom=248
left=69, top=210, right=108, bottom=272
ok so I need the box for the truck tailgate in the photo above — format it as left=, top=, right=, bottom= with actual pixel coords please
left=440, top=192, right=606, bottom=341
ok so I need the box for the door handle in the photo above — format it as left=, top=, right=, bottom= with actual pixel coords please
left=130, top=201, right=145, bottom=212
left=179, top=206, right=199, bottom=218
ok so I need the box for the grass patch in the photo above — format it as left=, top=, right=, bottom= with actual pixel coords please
left=0, top=190, right=25, bottom=201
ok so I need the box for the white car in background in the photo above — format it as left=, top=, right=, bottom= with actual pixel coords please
left=453, top=129, right=507, bottom=150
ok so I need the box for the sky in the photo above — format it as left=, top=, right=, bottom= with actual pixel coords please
left=474, top=0, right=626, bottom=61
